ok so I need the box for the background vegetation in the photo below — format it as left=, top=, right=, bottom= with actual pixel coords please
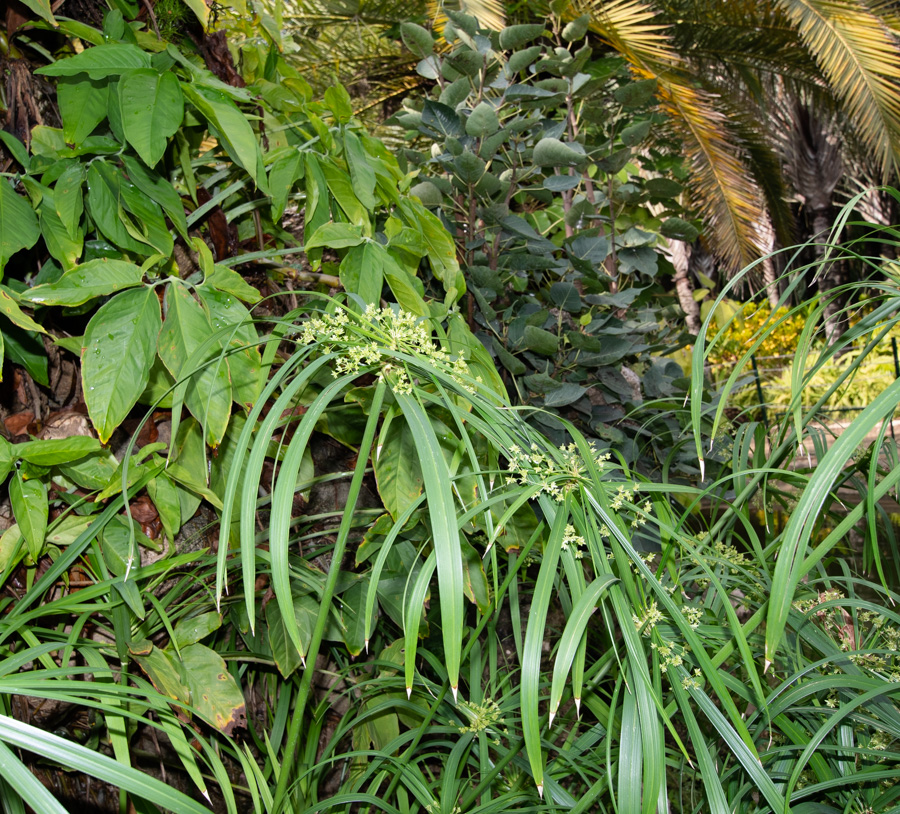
left=2, top=1, right=900, bottom=813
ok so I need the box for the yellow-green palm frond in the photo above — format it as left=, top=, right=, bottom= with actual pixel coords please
left=570, top=0, right=677, bottom=64
left=774, top=0, right=900, bottom=176
left=572, top=0, right=769, bottom=269
left=659, top=78, right=771, bottom=269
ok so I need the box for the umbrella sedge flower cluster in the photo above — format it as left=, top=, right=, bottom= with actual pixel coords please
left=298, top=304, right=479, bottom=395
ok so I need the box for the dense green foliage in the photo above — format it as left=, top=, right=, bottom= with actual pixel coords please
left=393, top=10, right=696, bottom=473
left=2, top=7, right=900, bottom=814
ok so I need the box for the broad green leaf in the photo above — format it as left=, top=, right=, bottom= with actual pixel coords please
left=321, top=161, right=370, bottom=229
left=29, top=126, right=66, bottom=157
left=197, top=286, right=262, bottom=410
left=19, top=0, right=55, bottom=23
left=305, top=222, right=364, bottom=250
left=524, top=325, right=559, bottom=355
left=14, top=436, right=100, bottom=465
left=2, top=321, right=48, bottom=386
left=146, top=473, right=182, bottom=543
left=56, top=450, right=118, bottom=491
left=121, top=155, right=189, bottom=239
left=382, top=252, right=429, bottom=316
left=54, top=163, right=85, bottom=239
left=36, top=44, right=151, bottom=78
left=339, top=242, right=384, bottom=308
left=23, top=258, right=144, bottom=306
left=335, top=579, right=369, bottom=656
left=0, top=525, right=25, bottom=575
left=179, top=0, right=208, bottom=26
left=117, top=177, right=173, bottom=255
left=120, top=69, right=184, bottom=167
left=324, top=84, right=353, bottom=123
left=343, top=130, right=377, bottom=210
left=157, top=282, right=231, bottom=447
left=265, top=590, right=319, bottom=677
left=460, top=536, right=489, bottom=612
left=0, top=181, right=40, bottom=276
left=204, top=265, right=261, bottom=304
left=660, top=217, right=699, bottom=242
left=58, top=76, right=109, bottom=144
left=562, top=14, right=590, bottom=41
left=398, top=199, right=462, bottom=296
left=181, top=84, right=264, bottom=188
left=39, top=197, right=82, bottom=269
left=179, top=644, right=246, bottom=734
left=173, top=611, right=222, bottom=649
left=0, top=438, right=12, bottom=483
left=84, top=162, right=153, bottom=255
left=101, top=515, right=145, bottom=616
left=613, top=78, right=658, bottom=107
left=130, top=642, right=190, bottom=702
left=9, top=472, right=47, bottom=560
left=303, top=153, right=330, bottom=256
left=0, top=288, right=46, bottom=335
left=267, top=150, right=303, bottom=220
left=0, top=132, right=29, bottom=170
left=83, top=287, right=161, bottom=443
left=374, top=415, right=424, bottom=519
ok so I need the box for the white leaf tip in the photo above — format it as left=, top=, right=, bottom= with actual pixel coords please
left=548, top=710, right=555, bottom=727
left=574, top=697, right=581, bottom=716
left=406, top=686, right=412, bottom=699
left=451, top=684, right=458, bottom=703
left=537, top=783, right=544, bottom=799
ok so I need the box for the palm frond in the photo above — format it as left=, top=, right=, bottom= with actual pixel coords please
left=573, top=0, right=769, bottom=269
left=775, top=0, right=900, bottom=176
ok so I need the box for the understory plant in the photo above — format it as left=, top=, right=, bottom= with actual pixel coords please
left=393, top=10, right=698, bottom=475
left=3, top=7, right=900, bottom=814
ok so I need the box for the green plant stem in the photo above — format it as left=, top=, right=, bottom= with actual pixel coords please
left=271, top=379, right=387, bottom=813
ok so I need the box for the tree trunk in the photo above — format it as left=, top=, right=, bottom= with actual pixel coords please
left=670, top=240, right=702, bottom=335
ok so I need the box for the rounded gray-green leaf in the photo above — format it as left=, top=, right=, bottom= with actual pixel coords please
left=499, top=24, right=545, bottom=50
left=454, top=150, right=486, bottom=184
left=620, top=120, right=652, bottom=147
left=507, top=45, right=543, bottom=75
left=524, top=325, right=559, bottom=355
left=562, top=14, right=590, bottom=42
left=533, top=137, right=587, bottom=167
left=466, top=101, right=500, bottom=137
left=660, top=217, right=700, bottom=242
left=83, top=286, right=161, bottom=444
left=401, top=22, right=434, bottom=59
left=410, top=180, right=444, bottom=207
